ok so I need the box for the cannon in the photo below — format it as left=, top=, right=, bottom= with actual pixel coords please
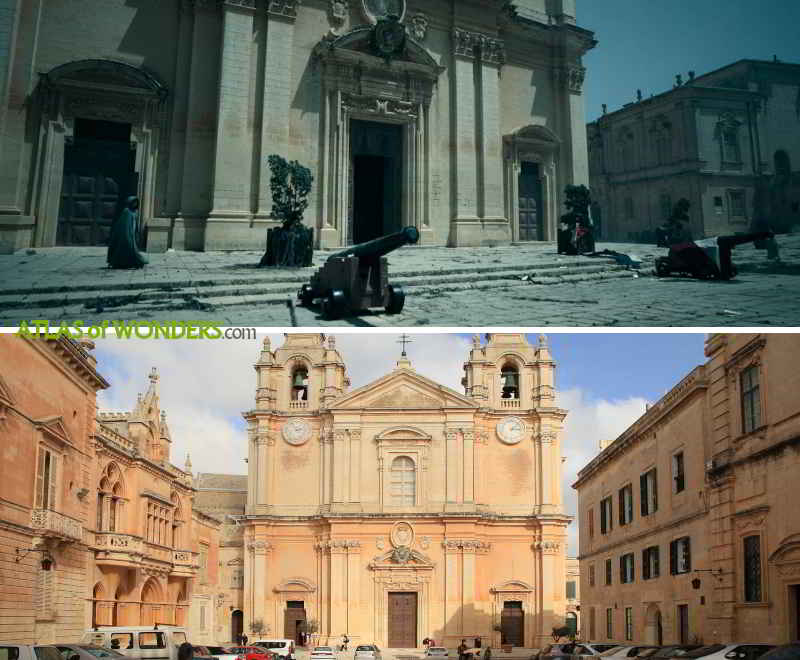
left=298, top=226, right=420, bottom=319
left=654, top=231, right=774, bottom=280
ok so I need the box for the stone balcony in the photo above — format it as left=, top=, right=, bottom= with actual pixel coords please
left=289, top=400, right=308, bottom=410
left=500, top=399, right=520, bottom=409
left=31, top=508, right=83, bottom=543
left=171, top=549, right=198, bottom=577
left=92, top=532, right=196, bottom=575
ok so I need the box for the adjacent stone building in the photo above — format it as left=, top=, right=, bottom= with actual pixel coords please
left=0, top=0, right=595, bottom=252
left=574, top=333, right=800, bottom=645
left=587, top=59, right=800, bottom=242
left=231, top=332, right=571, bottom=649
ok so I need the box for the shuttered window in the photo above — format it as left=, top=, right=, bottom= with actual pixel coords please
left=620, top=553, right=634, bottom=583
left=643, top=546, right=660, bottom=580
left=670, top=537, right=691, bottom=574
left=566, top=581, right=576, bottom=599
left=390, top=456, right=416, bottom=506
left=743, top=535, right=762, bottom=602
left=672, top=452, right=685, bottom=493
left=741, top=366, right=761, bottom=434
left=618, top=484, right=633, bottom=525
left=605, top=558, right=612, bottom=585
left=35, top=447, right=57, bottom=510
left=640, top=468, right=658, bottom=516
left=600, top=496, right=613, bottom=534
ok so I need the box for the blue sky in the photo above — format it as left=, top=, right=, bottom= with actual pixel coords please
left=93, top=332, right=708, bottom=553
left=578, top=0, right=800, bottom=121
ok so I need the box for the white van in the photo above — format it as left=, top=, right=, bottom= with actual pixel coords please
left=82, top=626, right=190, bottom=660
left=252, top=641, right=294, bottom=660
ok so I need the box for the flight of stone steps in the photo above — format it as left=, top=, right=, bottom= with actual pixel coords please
left=0, top=256, right=633, bottom=322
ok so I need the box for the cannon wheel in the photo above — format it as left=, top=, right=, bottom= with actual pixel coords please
left=322, top=289, right=347, bottom=319
left=655, top=257, right=671, bottom=278
left=385, top=285, right=405, bottom=314
left=298, top=284, right=314, bottom=307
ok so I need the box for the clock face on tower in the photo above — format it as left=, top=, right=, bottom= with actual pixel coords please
left=496, top=416, right=526, bottom=445
left=282, top=418, right=311, bottom=446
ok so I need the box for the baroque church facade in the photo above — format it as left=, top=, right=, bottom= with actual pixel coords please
left=0, top=0, right=595, bottom=252
left=235, top=333, right=571, bottom=648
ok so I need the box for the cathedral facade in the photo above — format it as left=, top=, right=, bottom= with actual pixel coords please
left=0, top=0, right=594, bottom=252
left=238, top=333, right=570, bottom=648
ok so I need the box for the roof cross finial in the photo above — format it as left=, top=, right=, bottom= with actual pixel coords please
left=397, top=333, right=412, bottom=357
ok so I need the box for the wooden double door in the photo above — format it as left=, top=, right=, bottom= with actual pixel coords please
left=387, top=592, right=417, bottom=648
left=518, top=162, right=543, bottom=241
left=500, top=601, right=524, bottom=647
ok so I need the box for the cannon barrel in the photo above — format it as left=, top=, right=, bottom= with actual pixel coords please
left=328, top=226, right=420, bottom=262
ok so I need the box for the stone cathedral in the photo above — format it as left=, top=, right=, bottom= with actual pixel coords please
left=0, top=0, right=594, bottom=252
left=237, top=333, right=570, bottom=648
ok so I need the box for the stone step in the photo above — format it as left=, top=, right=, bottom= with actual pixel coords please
left=1, top=260, right=627, bottom=311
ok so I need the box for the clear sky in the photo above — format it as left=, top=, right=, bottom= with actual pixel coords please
left=577, top=0, right=800, bottom=121
left=94, top=332, right=707, bottom=553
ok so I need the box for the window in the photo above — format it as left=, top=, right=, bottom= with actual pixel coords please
left=566, top=581, right=576, bottom=599
left=606, top=608, right=613, bottom=639
left=722, top=126, right=742, bottom=165
left=589, top=564, right=596, bottom=587
left=589, top=607, right=596, bottom=640
left=620, top=553, right=635, bottom=583
left=714, top=196, right=724, bottom=215
left=605, top=558, right=612, bottom=585
left=0, top=648, right=21, bottom=660
left=729, top=190, right=746, bottom=217
left=138, top=633, right=166, bottom=649
left=588, top=508, right=595, bottom=538
left=199, top=544, right=208, bottom=582
left=640, top=468, right=658, bottom=516
left=291, top=367, right=309, bottom=401
left=231, top=568, right=244, bottom=589
left=618, top=484, right=633, bottom=525
left=743, top=535, right=762, bottom=602
left=741, top=366, right=761, bottom=433
left=655, top=129, right=671, bottom=165
left=33, top=651, right=61, bottom=660
left=642, top=546, right=660, bottom=579
left=35, top=446, right=58, bottom=510
left=624, top=607, right=633, bottom=641
left=672, top=452, right=685, bottom=493
left=600, top=496, right=613, bottom=534
left=670, top=537, right=692, bottom=574
left=389, top=456, right=416, bottom=506
left=110, top=634, right=133, bottom=650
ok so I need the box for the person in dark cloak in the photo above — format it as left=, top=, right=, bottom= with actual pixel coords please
left=107, top=196, right=148, bottom=269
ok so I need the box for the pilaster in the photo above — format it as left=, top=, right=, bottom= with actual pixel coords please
left=210, top=0, right=255, bottom=218
left=478, top=38, right=506, bottom=221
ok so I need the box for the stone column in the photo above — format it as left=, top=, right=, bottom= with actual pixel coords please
left=345, top=542, right=361, bottom=633
left=208, top=0, right=255, bottom=228
left=332, top=429, right=346, bottom=504
left=256, top=0, right=298, bottom=217
left=556, top=64, right=589, bottom=186
left=463, top=429, right=475, bottom=504
left=537, top=428, right=556, bottom=514
left=256, top=433, right=271, bottom=506
left=445, top=429, right=459, bottom=505
left=249, top=540, right=272, bottom=632
left=247, top=426, right=257, bottom=509
left=443, top=541, right=461, bottom=636
left=329, top=543, right=347, bottom=635
left=462, top=543, right=477, bottom=635
left=348, top=429, right=361, bottom=504
left=449, top=29, right=480, bottom=245
left=478, top=37, right=507, bottom=222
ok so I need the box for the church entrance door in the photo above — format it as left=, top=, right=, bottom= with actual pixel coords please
left=284, top=601, right=306, bottom=644
left=58, top=118, right=136, bottom=246
left=500, top=600, right=524, bottom=647
left=231, top=610, right=243, bottom=643
left=387, top=592, right=417, bottom=648
left=518, top=162, right=542, bottom=241
left=350, top=120, right=403, bottom=245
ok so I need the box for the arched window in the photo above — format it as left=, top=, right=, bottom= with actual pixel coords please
left=775, top=150, right=791, bottom=177
left=717, top=114, right=742, bottom=167
left=171, top=492, right=183, bottom=548
left=500, top=363, right=520, bottom=399
left=291, top=367, right=309, bottom=401
left=389, top=456, right=416, bottom=506
left=97, top=466, right=124, bottom=532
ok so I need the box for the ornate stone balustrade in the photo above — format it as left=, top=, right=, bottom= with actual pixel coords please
left=289, top=400, right=308, bottom=409
left=31, top=509, right=83, bottom=542
left=500, top=399, right=520, bottom=408
left=94, top=532, right=143, bottom=553
left=172, top=549, right=197, bottom=566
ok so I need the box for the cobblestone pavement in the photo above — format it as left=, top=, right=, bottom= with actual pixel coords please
left=1, top=235, right=798, bottom=327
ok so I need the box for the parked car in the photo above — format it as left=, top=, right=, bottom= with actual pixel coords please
left=426, top=649, right=449, bottom=658
left=81, top=626, right=190, bottom=660
left=756, top=645, right=800, bottom=660
left=206, top=649, right=237, bottom=659
left=56, top=646, right=125, bottom=660
left=573, top=644, right=621, bottom=658
left=666, top=646, right=776, bottom=660
left=636, top=648, right=704, bottom=660
left=309, top=648, right=336, bottom=660
left=188, top=648, right=216, bottom=660
left=0, top=645, right=62, bottom=660
left=600, top=648, right=660, bottom=659
left=353, top=646, right=381, bottom=660
left=539, top=644, right=579, bottom=660
left=252, top=642, right=294, bottom=660
left=229, top=646, right=272, bottom=660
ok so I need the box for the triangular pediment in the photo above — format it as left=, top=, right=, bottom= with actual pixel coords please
left=34, top=415, right=76, bottom=448
left=330, top=369, right=477, bottom=411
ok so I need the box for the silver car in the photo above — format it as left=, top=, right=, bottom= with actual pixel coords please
left=354, top=646, right=381, bottom=660
left=56, top=646, right=126, bottom=660
left=311, top=648, right=337, bottom=660
left=426, top=649, right=449, bottom=658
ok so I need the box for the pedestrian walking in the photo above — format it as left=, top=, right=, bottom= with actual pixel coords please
left=458, top=639, right=468, bottom=660
left=242, top=634, right=249, bottom=646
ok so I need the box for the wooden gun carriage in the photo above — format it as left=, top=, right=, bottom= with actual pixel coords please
left=298, top=226, right=420, bottom=319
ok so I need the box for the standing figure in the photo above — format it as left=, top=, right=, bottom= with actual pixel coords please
left=242, top=633, right=248, bottom=646
left=107, top=196, right=148, bottom=269
left=178, top=643, right=194, bottom=660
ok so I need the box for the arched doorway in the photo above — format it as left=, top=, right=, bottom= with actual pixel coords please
left=644, top=604, right=663, bottom=645
left=231, top=610, right=244, bottom=643
left=141, top=578, right=162, bottom=626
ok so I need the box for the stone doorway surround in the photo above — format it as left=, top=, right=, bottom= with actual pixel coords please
left=503, top=125, right=561, bottom=242
left=489, top=581, right=534, bottom=648
left=273, top=577, right=317, bottom=643
left=313, top=27, right=443, bottom=249
left=29, top=59, right=168, bottom=248
left=769, top=533, right=800, bottom=641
